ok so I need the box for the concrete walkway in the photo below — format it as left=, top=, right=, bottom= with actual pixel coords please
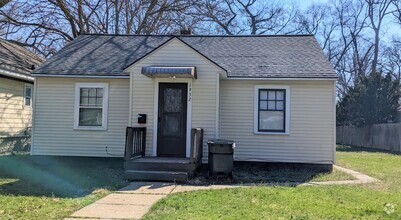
left=66, top=182, right=239, bottom=220
left=302, top=165, right=379, bottom=186
left=66, top=165, right=378, bottom=220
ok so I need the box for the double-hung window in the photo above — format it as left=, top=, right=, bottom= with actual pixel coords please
left=74, top=83, right=108, bottom=130
left=254, top=86, right=290, bottom=134
left=24, top=84, right=33, bottom=107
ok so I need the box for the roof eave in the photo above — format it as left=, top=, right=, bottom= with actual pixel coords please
left=0, top=68, right=34, bottom=82
left=32, top=73, right=129, bottom=78
left=226, top=76, right=338, bottom=80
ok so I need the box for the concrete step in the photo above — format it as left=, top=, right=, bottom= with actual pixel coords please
left=124, top=170, right=188, bottom=182
left=124, top=161, right=196, bottom=172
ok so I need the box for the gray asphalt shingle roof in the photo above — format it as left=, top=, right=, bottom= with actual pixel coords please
left=0, top=38, right=44, bottom=76
left=33, top=34, right=337, bottom=78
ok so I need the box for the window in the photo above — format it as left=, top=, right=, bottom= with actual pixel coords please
left=24, top=84, right=33, bottom=107
left=74, top=83, right=108, bottom=130
left=254, top=86, right=290, bottom=134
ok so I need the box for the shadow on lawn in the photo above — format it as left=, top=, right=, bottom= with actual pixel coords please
left=0, top=155, right=127, bottom=198
left=337, top=145, right=401, bottom=155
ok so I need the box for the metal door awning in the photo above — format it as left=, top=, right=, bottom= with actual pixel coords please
left=141, top=66, right=197, bottom=79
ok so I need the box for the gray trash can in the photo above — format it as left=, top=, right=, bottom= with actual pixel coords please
left=208, top=139, right=235, bottom=178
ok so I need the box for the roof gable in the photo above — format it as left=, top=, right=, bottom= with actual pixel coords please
left=124, top=37, right=227, bottom=75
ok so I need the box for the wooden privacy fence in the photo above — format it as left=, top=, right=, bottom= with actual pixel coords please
left=336, top=123, right=401, bottom=152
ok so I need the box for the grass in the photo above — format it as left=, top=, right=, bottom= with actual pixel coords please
left=0, top=155, right=127, bottom=219
left=310, top=168, right=356, bottom=182
left=336, top=145, right=401, bottom=192
left=143, top=145, right=401, bottom=219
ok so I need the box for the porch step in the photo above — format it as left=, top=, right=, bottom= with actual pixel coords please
left=124, top=170, right=188, bottom=182
left=124, top=160, right=196, bottom=172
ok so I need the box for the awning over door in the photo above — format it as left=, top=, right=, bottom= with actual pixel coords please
left=141, top=66, right=197, bottom=79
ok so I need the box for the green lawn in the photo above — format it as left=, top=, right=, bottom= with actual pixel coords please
left=2, top=146, right=400, bottom=219
left=311, top=168, right=356, bottom=182
left=0, top=155, right=127, bottom=219
left=144, top=146, right=401, bottom=219
left=336, top=145, right=401, bottom=192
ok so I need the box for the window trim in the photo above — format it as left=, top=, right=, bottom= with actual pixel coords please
left=254, top=85, right=290, bottom=135
left=24, top=83, right=33, bottom=108
left=74, top=83, right=109, bottom=130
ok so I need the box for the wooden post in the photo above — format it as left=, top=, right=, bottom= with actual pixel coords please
left=190, top=128, right=196, bottom=163
left=141, top=128, right=146, bottom=157
left=125, top=127, right=133, bottom=161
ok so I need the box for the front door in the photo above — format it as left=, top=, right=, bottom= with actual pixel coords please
left=157, top=83, right=187, bottom=157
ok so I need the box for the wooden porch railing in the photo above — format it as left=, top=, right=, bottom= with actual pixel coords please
left=190, top=128, right=204, bottom=164
left=124, top=127, right=146, bottom=160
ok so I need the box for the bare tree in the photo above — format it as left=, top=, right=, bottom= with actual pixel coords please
left=0, top=0, right=10, bottom=8
left=0, top=0, right=197, bottom=57
left=193, top=0, right=298, bottom=35
left=381, top=37, right=401, bottom=79
left=295, top=0, right=371, bottom=98
left=394, top=0, right=401, bottom=23
left=365, top=0, right=395, bottom=74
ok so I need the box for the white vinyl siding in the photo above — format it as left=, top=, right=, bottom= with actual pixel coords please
left=32, top=77, right=129, bottom=157
left=220, top=80, right=335, bottom=164
left=0, top=77, right=32, bottom=137
left=126, top=38, right=223, bottom=159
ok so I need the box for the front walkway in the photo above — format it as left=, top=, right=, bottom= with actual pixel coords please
left=65, top=165, right=378, bottom=220
left=66, top=182, right=239, bottom=220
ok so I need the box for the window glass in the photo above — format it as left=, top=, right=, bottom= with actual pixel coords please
left=258, top=89, right=286, bottom=132
left=24, top=85, right=32, bottom=106
left=267, top=101, right=276, bottom=110
left=268, top=91, right=275, bottom=100
left=276, top=91, right=284, bottom=100
left=260, top=90, right=268, bottom=100
left=260, top=101, right=267, bottom=110
left=79, top=108, right=102, bottom=126
left=276, top=101, right=284, bottom=110
left=259, top=111, right=284, bottom=130
left=79, top=87, right=104, bottom=126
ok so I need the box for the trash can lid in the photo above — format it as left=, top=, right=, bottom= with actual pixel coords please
left=207, top=139, right=235, bottom=145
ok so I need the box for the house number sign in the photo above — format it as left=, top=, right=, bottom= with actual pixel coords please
left=188, top=83, right=192, bottom=102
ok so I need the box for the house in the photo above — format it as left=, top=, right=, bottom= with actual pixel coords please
left=0, top=39, right=44, bottom=153
left=31, top=34, right=337, bottom=181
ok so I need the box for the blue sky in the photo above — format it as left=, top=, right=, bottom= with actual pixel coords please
left=294, top=0, right=329, bottom=9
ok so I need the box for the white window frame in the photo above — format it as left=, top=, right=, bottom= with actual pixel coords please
left=254, top=85, right=290, bottom=135
left=74, top=83, right=109, bottom=130
left=24, top=83, right=33, bottom=108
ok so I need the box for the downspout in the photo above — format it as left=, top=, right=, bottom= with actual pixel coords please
left=216, top=73, right=220, bottom=139
left=30, top=77, right=38, bottom=155
left=128, top=72, right=133, bottom=126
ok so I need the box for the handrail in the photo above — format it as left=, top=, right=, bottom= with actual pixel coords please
left=124, top=127, right=146, bottom=160
left=190, top=128, right=204, bottom=164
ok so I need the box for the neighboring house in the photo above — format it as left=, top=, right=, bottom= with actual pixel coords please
left=0, top=39, right=44, bottom=152
left=31, top=34, right=337, bottom=180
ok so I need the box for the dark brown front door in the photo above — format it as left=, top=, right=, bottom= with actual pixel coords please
left=157, top=83, right=187, bottom=157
